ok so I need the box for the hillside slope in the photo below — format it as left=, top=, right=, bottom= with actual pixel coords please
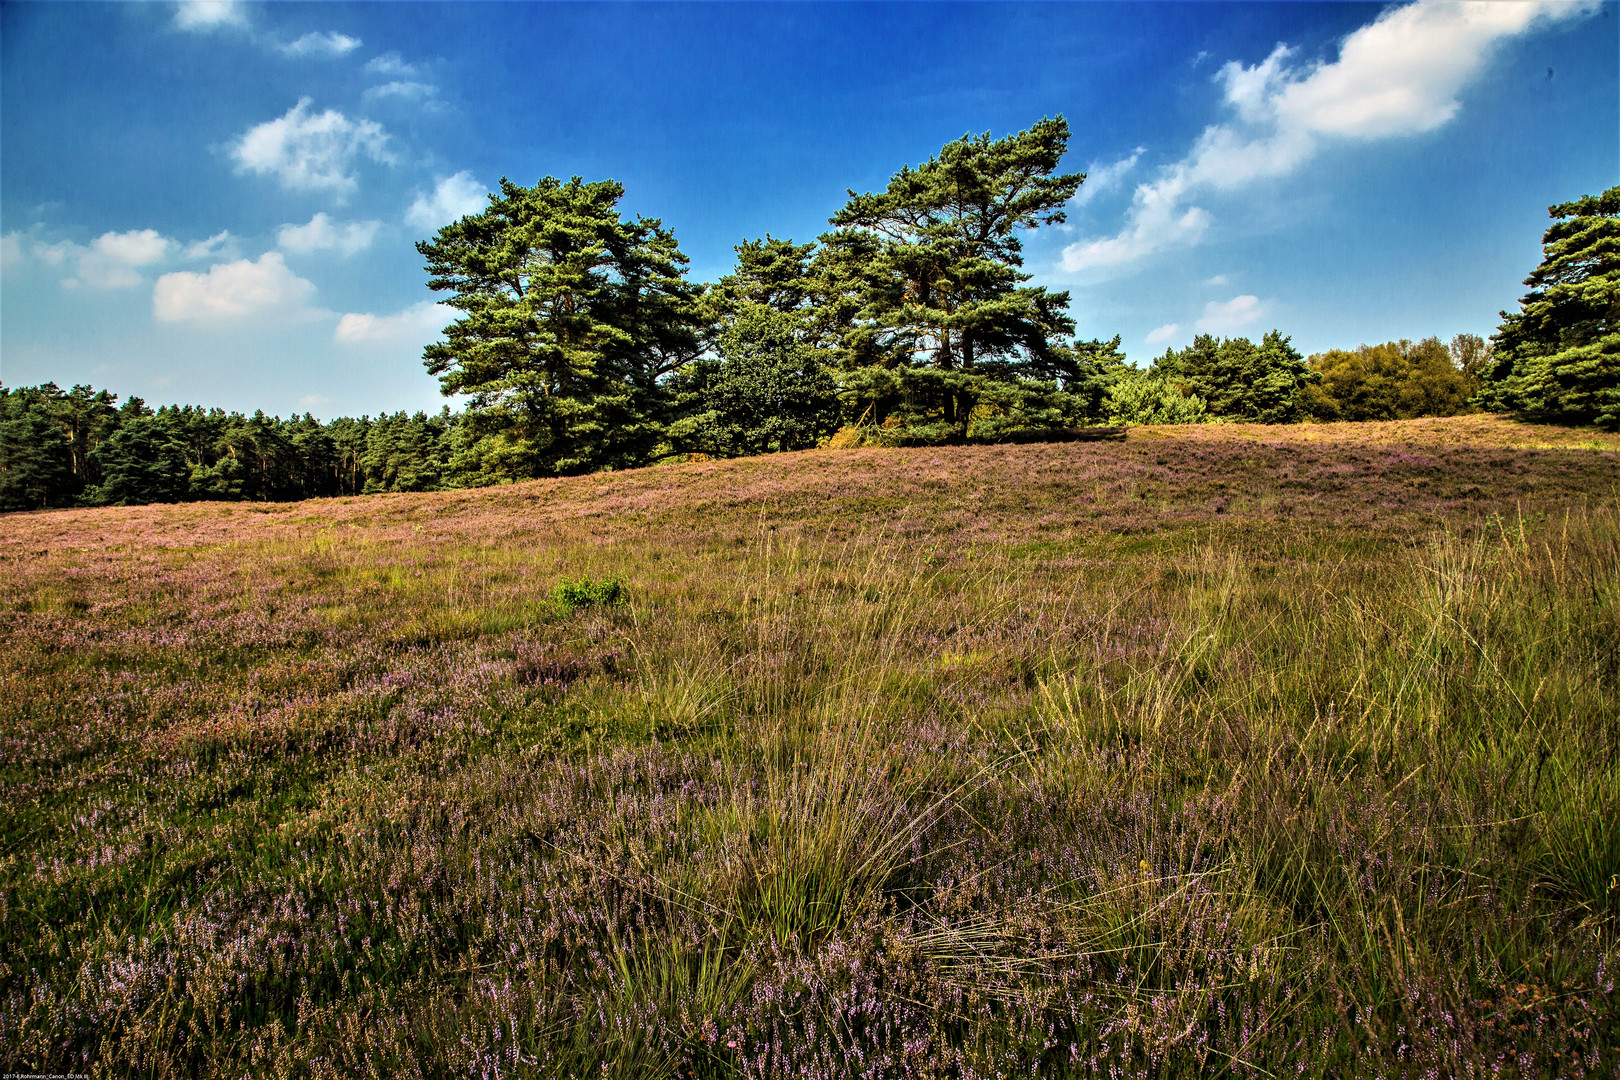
left=3, top=416, right=1617, bottom=1078
left=7, top=414, right=1619, bottom=552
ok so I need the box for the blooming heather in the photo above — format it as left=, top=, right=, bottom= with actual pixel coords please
left=1, top=415, right=1616, bottom=1077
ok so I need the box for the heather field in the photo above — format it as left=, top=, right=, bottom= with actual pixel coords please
left=4, top=415, right=1620, bottom=1079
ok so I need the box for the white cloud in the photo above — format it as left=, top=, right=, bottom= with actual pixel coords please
left=34, top=239, right=76, bottom=269
left=0, top=232, right=24, bottom=272
left=58, top=246, right=125, bottom=288
left=153, top=252, right=318, bottom=322
left=3, top=227, right=246, bottom=291
left=173, top=0, right=247, bottom=31
left=94, top=229, right=170, bottom=267
left=1144, top=323, right=1181, bottom=345
left=334, top=300, right=450, bottom=344
left=231, top=98, right=392, bottom=196
left=276, top=213, right=381, bottom=257
left=1060, top=197, right=1209, bottom=271
left=182, top=231, right=237, bottom=261
left=1063, top=0, right=1598, bottom=274
left=279, top=31, right=362, bottom=58
left=364, top=52, right=421, bottom=78
left=30, top=229, right=174, bottom=290
left=1204, top=274, right=1230, bottom=286
left=1266, top=2, right=1580, bottom=139
left=297, top=394, right=332, bottom=411
left=1073, top=147, right=1144, bottom=207
left=364, top=80, right=438, bottom=103
left=405, top=172, right=486, bottom=231
left=1195, top=295, right=1263, bottom=334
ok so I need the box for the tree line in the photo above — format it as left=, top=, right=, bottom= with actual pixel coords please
left=0, top=326, right=1488, bottom=512
left=2, top=121, right=1612, bottom=511
left=0, top=388, right=456, bottom=511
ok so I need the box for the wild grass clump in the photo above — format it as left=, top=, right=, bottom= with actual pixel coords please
left=1, top=419, right=1616, bottom=1077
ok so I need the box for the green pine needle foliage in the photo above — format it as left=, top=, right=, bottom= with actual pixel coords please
left=1482, top=185, right=1620, bottom=429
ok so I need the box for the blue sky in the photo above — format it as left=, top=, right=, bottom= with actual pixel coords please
left=2, top=1, right=1615, bottom=419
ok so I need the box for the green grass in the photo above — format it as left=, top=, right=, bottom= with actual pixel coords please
left=1, top=417, right=1616, bottom=1078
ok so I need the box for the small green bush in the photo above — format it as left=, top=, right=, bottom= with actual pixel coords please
left=552, top=575, right=626, bottom=614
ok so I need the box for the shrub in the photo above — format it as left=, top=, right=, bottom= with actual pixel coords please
left=552, top=575, right=626, bottom=614
left=1106, top=367, right=1210, bottom=424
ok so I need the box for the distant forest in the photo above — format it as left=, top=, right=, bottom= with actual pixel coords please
left=2, top=121, right=1612, bottom=512
left=0, top=331, right=1490, bottom=512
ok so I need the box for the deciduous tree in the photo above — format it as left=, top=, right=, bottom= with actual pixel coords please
left=669, top=303, right=841, bottom=457
left=1302, top=338, right=1471, bottom=421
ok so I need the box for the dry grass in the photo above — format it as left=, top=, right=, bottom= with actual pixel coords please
left=2, top=416, right=1616, bottom=1078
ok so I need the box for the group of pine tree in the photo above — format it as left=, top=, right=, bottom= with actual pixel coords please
left=3, top=120, right=1615, bottom=511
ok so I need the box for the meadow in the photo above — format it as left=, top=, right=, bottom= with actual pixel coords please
left=3, top=414, right=1618, bottom=1078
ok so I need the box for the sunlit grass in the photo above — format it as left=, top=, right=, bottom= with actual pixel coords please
left=2, top=417, right=1616, bottom=1077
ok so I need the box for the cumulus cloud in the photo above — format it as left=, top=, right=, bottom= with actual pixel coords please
left=334, top=300, right=450, bottom=344
left=364, top=52, right=421, bottom=78
left=33, top=239, right=76, bottom=269
left=173, top=0, right=247, bottom=31
left=0, top=232, right=24, bottom=272
left=364, top=81, right=438, bottom=103
left=405, top=172, right=486, bottom=231
left=153, top=252, right=318, bottom=322
left=1073, top=147, right=1145, bottom=207
left=1205, top=274, right=1231, bottom=286
left=23, top=229, right=175, bottom=289
left=1144, top=323, right=1181, bottom=345
left=1195, top=295, right=1264, bottom=334
left=276, top=213, right=381, bottom=257
left=279, top=31, right=362, bottom=57
left=94, top=229, right=170, bottom=267
left=182, top=231, right=237, bottom=261
left=5, top=228, right=253, bottom=291
left=1062, top=0, right=1598, bottom=273
left=231, top=98, right=392, bottom=196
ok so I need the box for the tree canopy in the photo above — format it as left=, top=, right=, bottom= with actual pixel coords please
left=1150, top=331, right=1316, bottom=424
left=1479, top=185, right=1620, bottom=429
left=418, top=176, right=705, bottom=479
left=667, top=303, right=842, bottom=458
left=814, top=117, right=1089, bottom=439
left=1301, top=337, right=1471, bottom=422
left=0, top=383, right=461, bottom=512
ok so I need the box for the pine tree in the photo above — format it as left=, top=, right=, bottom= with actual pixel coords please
left=717, top=236, right=820, bottom=315
left=815, top=118, right=1087, bottom=439
left=1481, top=185, right=1620, bottom=429
left=88, top=415, right=191, bottom=505
left=1049, top=336, right=1130, bottom=420
left=418, top=175, right=704, bottom=479
left=0, top=387, right=75, bottom=510
left=1155, top=331, right=1315, bottom=423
